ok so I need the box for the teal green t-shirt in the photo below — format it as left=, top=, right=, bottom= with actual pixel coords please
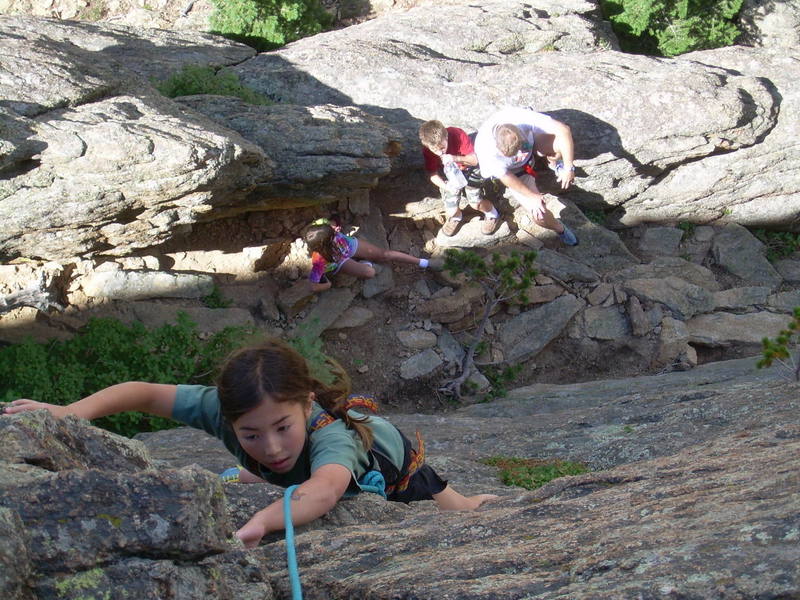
left=172, top=384, right=405, bottom=489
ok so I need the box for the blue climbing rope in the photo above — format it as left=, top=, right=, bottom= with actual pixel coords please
left=284, top=484, right=303, bottom=600
left=345, top=470, right=387, bottom=499
left=282, top=471, right=387, bottom=600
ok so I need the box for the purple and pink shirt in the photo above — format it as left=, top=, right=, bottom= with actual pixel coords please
left=309, top=232, right=358, bottom=283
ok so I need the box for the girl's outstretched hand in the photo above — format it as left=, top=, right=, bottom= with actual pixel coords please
left=2, top=399, right=69, bottom=418
left=236, top=519, right=268, bottom=549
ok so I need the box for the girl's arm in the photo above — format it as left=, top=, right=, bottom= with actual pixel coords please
left=235, top=463, right=352, bottom=548
left=428, top=171, right=447, bottom=190
left=310, top=280, right=332, bottom=293
left=454, top=152, right=478, bottom=167
left=4, top=382, right=177, bottom=420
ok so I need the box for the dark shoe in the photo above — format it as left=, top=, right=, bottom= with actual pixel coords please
left=441, top=217, right=461, bottom=237
left=558, top=224, right=579, bottom=246
left=481, top=216, right=499, bottom=235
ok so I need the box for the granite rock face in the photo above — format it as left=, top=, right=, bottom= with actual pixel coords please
left=234, top=0, right=800, bottom=229
left=3, top=0, right=800, bottom=262
left=0, top=16, right=403, bottom=261
left=1, top=358, right=798, bottom=599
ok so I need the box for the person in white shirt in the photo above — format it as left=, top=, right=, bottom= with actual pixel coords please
left=474, top=107, right=579, bottom=245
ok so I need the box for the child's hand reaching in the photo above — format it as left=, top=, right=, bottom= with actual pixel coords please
left=236, top=517, right=268, bottom=549
left=2, top=399, right=69, bottom=418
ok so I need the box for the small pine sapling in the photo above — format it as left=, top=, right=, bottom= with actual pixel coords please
left=439, top=248, right=537, bottom=400
left=757, top=307, right=800, bottom=382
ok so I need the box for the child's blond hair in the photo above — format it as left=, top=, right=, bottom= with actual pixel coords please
left=494, top=124, right=523, bottom=157
left=419, top=120, right=448, bottom=151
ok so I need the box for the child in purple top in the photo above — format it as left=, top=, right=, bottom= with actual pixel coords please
left=305, top=222, right=439, bottom=292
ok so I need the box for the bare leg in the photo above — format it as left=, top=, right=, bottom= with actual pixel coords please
left=515, top=175, right=565, bottom=233
left=477, top=198, right=496, bottom=213
left=433, top=485, right=499, bottom=511
left=338, top=258, right=376, bottom=279
left=354, top=238, right=423, bottom=267
left=533, top=202, right=564, bottom=233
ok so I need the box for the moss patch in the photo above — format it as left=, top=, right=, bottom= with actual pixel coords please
left=481, top=456, right=589, bottom=490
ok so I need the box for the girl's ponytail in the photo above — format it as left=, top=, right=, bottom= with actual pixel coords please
left=313, top=356, right=374, bottom=451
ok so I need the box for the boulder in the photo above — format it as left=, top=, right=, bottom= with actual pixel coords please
left=79, top=270, right=215, bottom=301
left=739, top=0, right=800, bottom=48
left=0, top=23, right=269, bottom=261
left=623, top=276, right=714, bottom=320
left=400, top=348, right=443, bottom=379
left=576, top=305, right=631, bottom=340
left=177, top=98, right=402, bottom=208
left=498, top=294, right=583, bottom=362
left=231, top=1, right=798, bottom=230
left=711, top=223, right=783, bottom=289
left=686, top=311, right=789, bottom=346
left=296, top=287, right=356, bottom=337
left=608, top=257, right=721, bottom=292
left=396, top=328, right=438, bottom=350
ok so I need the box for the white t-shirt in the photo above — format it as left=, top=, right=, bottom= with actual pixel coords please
left=474, top=107, right=561, bottom=179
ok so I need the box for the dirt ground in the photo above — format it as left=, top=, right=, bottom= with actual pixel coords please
left=148, top=177, right=769, bottom=416
left=305, top=180, right=674, bottom=415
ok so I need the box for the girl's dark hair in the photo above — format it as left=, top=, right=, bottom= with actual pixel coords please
left=304, top=224, right=335, bottom=263
left=216, top=338, right=374, bottom=449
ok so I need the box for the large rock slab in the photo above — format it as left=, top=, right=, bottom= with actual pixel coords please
left=232, top=1, right=795, bottom=229
left=0, top=15, right=254, bottom=85
left=711, top=223, right=783, bottom=289
left=176, top=97, right=403, bottom=208
left=644, top=46, right=800, bottom=230
left=0, top=23, right=269, bottom=261
left=0, top=16, right=403, bottom=262
left=2, top=358, right=798, bottom=599
left=687, top=311, right=789, bottom=346
left=498, top=294, right=583, bottom=362
left=258, top=425, right=800, bottom=600
left=623, top=276, right=714, bottom=320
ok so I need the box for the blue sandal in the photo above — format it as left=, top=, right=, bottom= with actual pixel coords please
left=219, top=466, right=242, bottom=483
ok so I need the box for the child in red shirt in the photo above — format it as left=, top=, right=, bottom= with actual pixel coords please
left=419, top=120, right=501, bottom=237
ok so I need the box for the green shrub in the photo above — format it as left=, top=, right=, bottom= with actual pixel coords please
left=0, top=314, right=252, bottom=437
left=753, top=229, right=800, bottom=262
left=202, top=285, right=233, bottom=309
left=757, top=307, right=800, bottom=381
left=154, top=64, right=271, bottom=105
left=600, top=0, right=743, bottom=57
left=677, top=221, right=696, bottom=239
left=287, top=322, right=338, bottom=386
left=209, top=0, right=332, bottom=52
left=482, top=456, right=589, bottom=490
left=481, top=364, right=524, bottom=402
left=440, top=249, right=537, bottom=400
left=584, top=209, right=607, bottom=225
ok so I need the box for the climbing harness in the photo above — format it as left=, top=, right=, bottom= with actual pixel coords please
left=309, top=394, right=426, bottom=495
left=283, top=394, right=427, bottom=598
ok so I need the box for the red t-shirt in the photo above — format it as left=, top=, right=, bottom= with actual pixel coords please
left=422, top=127, right=475, bottom=174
